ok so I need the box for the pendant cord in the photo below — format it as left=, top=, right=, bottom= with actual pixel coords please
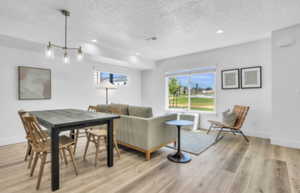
left=47, top=9, right=82, bottom=58
left=65, top=14, right=67, bottom=49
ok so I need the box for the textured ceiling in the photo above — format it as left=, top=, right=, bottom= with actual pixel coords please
left=0, top=0, right=300, bottom=60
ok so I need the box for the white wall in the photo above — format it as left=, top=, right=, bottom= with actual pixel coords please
left=142, top=39, right=272, bottom=139
left=0, top=42, right=142, bottom=146
left=271, top=24, right=300, bottom=148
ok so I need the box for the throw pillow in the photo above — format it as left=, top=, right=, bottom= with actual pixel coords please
left=222, top=109, right=237, bottom=127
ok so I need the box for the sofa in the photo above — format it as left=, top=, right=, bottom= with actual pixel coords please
left=96, top=103, right=177, bottom=160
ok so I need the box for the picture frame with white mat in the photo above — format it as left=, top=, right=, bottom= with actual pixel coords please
left=221, top=68, right=240, bottom=89
left=241, top=66, right=262, bottom=89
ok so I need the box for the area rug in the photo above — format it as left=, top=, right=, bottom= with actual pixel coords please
left=166, top=130, right=217, bottom=155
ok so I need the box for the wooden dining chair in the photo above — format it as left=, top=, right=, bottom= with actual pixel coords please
left=72, top=105, right=99, bottom=154
left=18, top=110, right=50, bottom=169
left=24, top=116, right=78, bottom=190
left=207, top=105, right=250, bottom=142
left=83, top=106, right=121, bottom=166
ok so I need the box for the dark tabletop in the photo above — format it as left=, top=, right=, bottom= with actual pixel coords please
left=30, top=109, right=120, bottom=128
left=165, top=120, right=194, bottom=127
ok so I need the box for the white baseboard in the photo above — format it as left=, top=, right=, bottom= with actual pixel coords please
left=0, top=136, right=26, bottom=147
left=244, top=131, right=269, bottom=139
left=271, top=138, right=300, bottom=149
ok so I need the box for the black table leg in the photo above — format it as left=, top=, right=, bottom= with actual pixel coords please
left=177, top=126, right=181, bottom=153
left=107, top=119, right=114, bottom=167
left=167, top=125, right=191, bottom=163
left=51, top=127, right=60, bottom=191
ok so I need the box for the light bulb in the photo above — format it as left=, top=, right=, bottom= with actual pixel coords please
left=46, top=49, right=52, bottom=57
left=63, top=52, right=70, bottom=64
left=45, top=42, right=54, bottom=58
left=77, top=53, right=83, bottom=61
left=77, top=47, right=83, bottom=61
left=216, top=29, right=224, bottom=34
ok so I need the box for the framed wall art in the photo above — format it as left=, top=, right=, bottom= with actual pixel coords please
left=241, top=66, right=262, bottom=89
left=221, top=69, right=240, bottom=89
left=18, top=66, right=51, bottom=100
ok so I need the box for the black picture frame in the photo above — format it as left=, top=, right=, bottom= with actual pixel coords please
left=221, top=68, right=240, bottom=89
left=18, top=66, right=52, bottom=100
left=240, top=66, right=262, bottom=89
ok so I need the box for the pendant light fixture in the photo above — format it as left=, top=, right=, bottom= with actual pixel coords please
left=46, top=9, right=83, bottom=63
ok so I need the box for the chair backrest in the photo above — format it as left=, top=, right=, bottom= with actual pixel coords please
left=18, top=110, right=30, bottom=136
left=233, top=105, right=250, bottom=130
left=88, top=105, right=98, bottom=112
left=23, top=116, right=48, bottom=150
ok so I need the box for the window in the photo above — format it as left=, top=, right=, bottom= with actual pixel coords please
left=94, top=71, right=128, bottom=87
left=166, top=68, right=216, bottom=112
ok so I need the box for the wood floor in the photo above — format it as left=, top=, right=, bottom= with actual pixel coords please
left=0, top=134, right=299, bottom=193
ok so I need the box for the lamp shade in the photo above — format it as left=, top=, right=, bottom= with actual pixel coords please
left=99, top=80, right=117, bottom=89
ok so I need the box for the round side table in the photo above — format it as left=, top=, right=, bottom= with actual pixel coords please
left=165, top=120, right=193, bottom=163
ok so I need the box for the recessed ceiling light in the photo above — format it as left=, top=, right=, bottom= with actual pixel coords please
left=145, top=36, right=157, bottom=41
left=129, top=55, right=138, bottom=63
left=135, top=52, right=141, bottom=56
left=216, top=30, right=224, bottom=34
left=91, top=39, right=97, bottom=43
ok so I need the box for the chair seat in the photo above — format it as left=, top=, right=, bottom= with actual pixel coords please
left=87, top=128, right=107, bottom=137
left=32, top=135, right=74, bottom=153
left=208, top=120, right=238, bottom=129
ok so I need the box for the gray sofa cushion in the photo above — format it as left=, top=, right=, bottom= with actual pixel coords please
left=222, top=109, right=237, bottom=127
left=96, top=104, right=111, bottom=113
left=111, top=103, right=129, bottom=115
left=128, top=105, right=153, bottom=118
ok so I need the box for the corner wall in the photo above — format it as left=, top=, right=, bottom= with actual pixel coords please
left=142, top=39, right=272, bottom=139
left=271, top=24, right=300, bottom=148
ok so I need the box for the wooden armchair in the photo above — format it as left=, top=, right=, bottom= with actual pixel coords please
left=207, top=105, right=250, bottom=142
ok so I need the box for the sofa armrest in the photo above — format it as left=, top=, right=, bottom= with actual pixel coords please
left=146, top=114, right=178, bottom=149
left=115, top=113, right=177, bottom=150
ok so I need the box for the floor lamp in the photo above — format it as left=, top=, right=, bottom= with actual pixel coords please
left=100, top=80, right=117, bottom=104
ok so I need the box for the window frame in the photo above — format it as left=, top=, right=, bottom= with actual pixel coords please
left=165, top=70, right=217, bottom=113
left=94, top=71, right=129, bottom=87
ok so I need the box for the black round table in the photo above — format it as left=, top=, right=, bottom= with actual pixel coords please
left=165, top=120, right=193, bottom=163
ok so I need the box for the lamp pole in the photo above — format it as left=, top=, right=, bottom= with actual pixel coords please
left=106, top=88, right=108, bottom=104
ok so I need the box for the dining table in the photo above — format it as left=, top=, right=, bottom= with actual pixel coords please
left=30, top=109, right=120, bottom=191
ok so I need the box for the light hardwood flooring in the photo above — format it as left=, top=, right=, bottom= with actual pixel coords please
left=0, top=134, right=299, bottom=193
